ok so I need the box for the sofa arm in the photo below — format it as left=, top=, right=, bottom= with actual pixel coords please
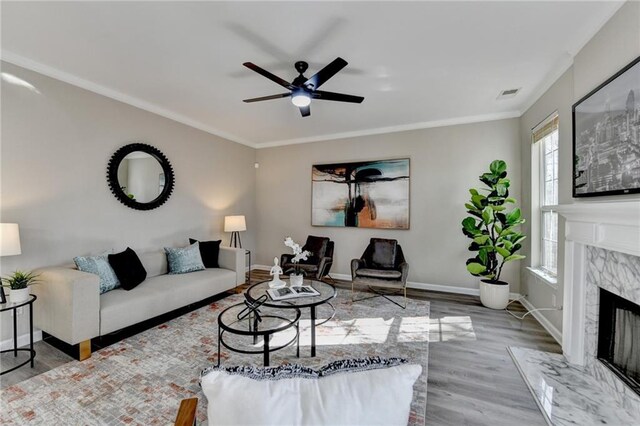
left=398, top=262, right=410, bottom=286
left=351, top=259, right=365, bottom=280
left=218, top=247, right=246, bottom=285
left=317, top=256, right=333, bottom=279
left=31, top=267, right=100, bottom=346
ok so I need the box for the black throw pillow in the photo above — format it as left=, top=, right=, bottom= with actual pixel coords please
left=108, top=248, right=147, bottom=290
left=189, top=238, right=221, bottom=268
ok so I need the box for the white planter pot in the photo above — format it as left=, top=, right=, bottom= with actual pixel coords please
left=479, top=280, right=509, bottom=310
left=290, top=273, right=304, bottom=287
left=9, top=288, right=30, bottom=304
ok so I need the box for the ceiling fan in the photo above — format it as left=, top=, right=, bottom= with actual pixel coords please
left=242, top=57, right=364, bottom=117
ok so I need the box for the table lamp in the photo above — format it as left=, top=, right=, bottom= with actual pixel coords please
left=0, top=223, right=22, bottom=303
left=0, top=223, right=22, bottom=256
left=224, top=215, right=246, bottom=248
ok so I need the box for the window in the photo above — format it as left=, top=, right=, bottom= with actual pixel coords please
left=533, top=114, right=559, bottom=275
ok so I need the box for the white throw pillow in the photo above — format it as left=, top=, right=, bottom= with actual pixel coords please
left=200, top=358, right=422, bottom=426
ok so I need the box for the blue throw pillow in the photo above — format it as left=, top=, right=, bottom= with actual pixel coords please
left=165, top=242, right=205, bottom=274
left=74, top=253, right=120, bottom=294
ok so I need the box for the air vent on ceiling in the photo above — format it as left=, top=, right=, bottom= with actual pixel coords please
left=497, top=88, right=520, bottom=99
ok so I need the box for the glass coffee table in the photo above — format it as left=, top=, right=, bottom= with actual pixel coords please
left=245, top=278, right=336, bottom=357
left=217, top=301, right=300, bottom=367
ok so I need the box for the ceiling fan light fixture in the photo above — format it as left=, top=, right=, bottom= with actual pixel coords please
left=291, top=92, right=311, bottom=107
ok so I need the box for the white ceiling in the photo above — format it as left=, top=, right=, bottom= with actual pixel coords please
left=1, top=1, right=623, bottom=148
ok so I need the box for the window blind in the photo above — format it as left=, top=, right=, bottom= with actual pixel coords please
left=532, top=114, right=559, bottom=143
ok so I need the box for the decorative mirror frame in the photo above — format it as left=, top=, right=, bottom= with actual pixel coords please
left=107, top=143, right=175, bottom=210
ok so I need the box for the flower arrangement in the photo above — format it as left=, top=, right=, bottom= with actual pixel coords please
left=284, top=237, right=311, bottom=276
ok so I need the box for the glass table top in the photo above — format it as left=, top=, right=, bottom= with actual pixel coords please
left=218, top=302, right=300, bottom=336
left=246, top=278, right=336, bottom=308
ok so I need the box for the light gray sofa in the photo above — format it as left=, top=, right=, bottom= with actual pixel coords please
left=33, top=247, right=245, bottom=360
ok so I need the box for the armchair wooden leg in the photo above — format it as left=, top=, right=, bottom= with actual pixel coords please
left=175, top=398, right=198, bottom=426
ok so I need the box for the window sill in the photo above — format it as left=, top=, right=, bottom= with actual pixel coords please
left=526, top=267, right=558, bottom=289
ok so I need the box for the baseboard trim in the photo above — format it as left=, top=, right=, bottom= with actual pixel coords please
left=251, top=264, right=271, bottom=271
left=331, top=272, right=521, bottom=300
left=519, top=297, right=563, bottom=345
left=0, top=330, right=43, bottom=351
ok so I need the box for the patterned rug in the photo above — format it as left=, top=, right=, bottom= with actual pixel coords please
left=1, top=288, right=430, bottom=425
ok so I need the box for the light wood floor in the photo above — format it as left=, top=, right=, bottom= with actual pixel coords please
left=1, top=270, right=560, bottom=425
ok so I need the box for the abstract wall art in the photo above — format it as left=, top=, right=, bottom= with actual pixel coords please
left=312, top=158, right=409, bottom=229
left=573, top=55, right=640, bottom=197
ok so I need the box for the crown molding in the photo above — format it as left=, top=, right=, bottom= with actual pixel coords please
left=254, top=111, right=522, bottom=148
left=1, top=51, right=257, bottom=148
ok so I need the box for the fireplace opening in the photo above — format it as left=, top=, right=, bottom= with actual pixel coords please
left=598, top=288, right=640, bottom=396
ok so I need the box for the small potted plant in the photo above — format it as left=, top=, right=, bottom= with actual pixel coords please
left=2, top=270, right=39, bottom=304
left=284, top=237, right=311, bottom=287
left=461, top=160, right=526, bottom=309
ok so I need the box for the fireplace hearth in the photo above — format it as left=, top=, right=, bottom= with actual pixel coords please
left=598, top=288, right=640, bottom=397
left=507, top=201, right=640, bottom=425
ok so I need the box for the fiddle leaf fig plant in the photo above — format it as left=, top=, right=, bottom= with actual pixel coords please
left=462, top=160, right=526, bottom=283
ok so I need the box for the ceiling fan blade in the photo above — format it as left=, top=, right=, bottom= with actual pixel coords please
left=243, top=93, right=291, bottom=103
left=243, top=62, right=294, bottom=90
left=312, top=90, right=364, bottom=103
left=299, top=105, right=311, bottom=117
left=304, top=57, right=348, bottom=89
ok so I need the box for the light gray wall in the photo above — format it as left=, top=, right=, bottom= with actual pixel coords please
left=0, top=62, right=257, bottom=341
left=519, top=0, right=640, bottom=333
left=255, top=118, right=522, bottom=292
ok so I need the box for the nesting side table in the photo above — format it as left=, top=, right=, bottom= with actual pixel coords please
left=1, top=294, right=37, bottom=375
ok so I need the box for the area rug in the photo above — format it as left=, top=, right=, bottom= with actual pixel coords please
left=1, top=288, right=429, bottom=425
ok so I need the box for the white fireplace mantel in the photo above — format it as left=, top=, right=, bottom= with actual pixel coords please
left=556, top=200, right=640, bottom=365
left=555, top=200, right=640, bottom=257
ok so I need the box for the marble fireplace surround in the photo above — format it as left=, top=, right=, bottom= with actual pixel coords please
left=556, top=200, right=640, bottom=412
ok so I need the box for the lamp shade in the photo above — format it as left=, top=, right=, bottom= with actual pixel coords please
left=0, top=223, right=22, bottom=256
left=224, top=215, right=246, bottom=232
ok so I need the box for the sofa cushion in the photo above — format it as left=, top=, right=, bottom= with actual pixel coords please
left=355, top=268, right=402, bottom=280
left=200, top=357, right=421, bottom=426
left=74, top=254, right=120, bottom=294
left=165, top=243, right=205, bottom=274
left=369, top=238, right=398, bottom=270
left=138, top=250, right=168, bottom=278
left=189, top=238, right=221, bottom=268
left=108, top=248, right=147, bottom=291
left=99, top=268, right=235, bottom=335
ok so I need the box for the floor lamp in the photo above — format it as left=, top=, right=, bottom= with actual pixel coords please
left=224, top=215, right=246, bottom=248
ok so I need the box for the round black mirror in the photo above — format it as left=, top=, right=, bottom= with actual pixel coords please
left=107, top=143, right=175, bottom=210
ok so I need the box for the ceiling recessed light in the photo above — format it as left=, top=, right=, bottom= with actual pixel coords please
left=497, top=88, right=520, bottom=99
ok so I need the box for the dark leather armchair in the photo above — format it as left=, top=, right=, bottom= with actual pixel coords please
left=351, top=238, right=409, bottom=308
left=281, top=235, right=334, bottom=281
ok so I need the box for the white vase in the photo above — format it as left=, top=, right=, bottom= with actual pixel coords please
left=479, top=280, right=509, bottom=310
left=290, top=273, right=304, bottom=287
left=9, top=288, right=30, bottom=304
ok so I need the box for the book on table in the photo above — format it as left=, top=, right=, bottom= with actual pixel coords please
left=267, top=285, right=320, bottom=301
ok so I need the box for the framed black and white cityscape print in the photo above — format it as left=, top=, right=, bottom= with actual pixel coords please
left=573, top=56, right=640, bottom=197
